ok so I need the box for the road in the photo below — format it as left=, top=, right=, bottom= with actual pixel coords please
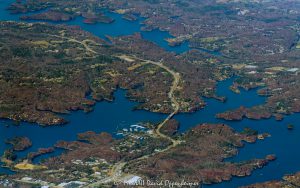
left=86, top=55, right=182, bottom=187
left=46, top=34, right=98, bottom=54
left=38, top=35, right=183, bottom=186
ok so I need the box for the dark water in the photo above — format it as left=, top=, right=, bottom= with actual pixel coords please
left=174, top=79, right=300, bottom=187
left=0, top=1, right=300, bottom=187
left=141, top=29, right=190, bottom=53
left=0, top=90, right=166, bottom=173
left=175, top=78, right=267, bottom=130
left=0, top=0, right=189, bottom=53
left=205, top=114, right=300, bottom=188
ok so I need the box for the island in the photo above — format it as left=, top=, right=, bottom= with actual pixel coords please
left=1, top=123, right=273, bottom=187
left=1, top=0, right=300, bottom=187
left=242, top=172, right=300, bottom=188
left=0, top=21, right=230, bottom=125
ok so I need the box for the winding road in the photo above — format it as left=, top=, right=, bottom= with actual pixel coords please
left=86, top=55, right=182, bottom=187
left=38, top=35, right=183, bottom=185
left=38, top=36, right=181, bottom=186
left=46, top=34, right=99, bottom=54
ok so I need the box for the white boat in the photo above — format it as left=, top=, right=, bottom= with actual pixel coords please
left=130, top=124, right=145, bottom=129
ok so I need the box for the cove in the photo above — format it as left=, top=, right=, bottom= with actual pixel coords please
left=0, top=90, right=166, bottom=173
left=174, top=78, right=300, bottom=188
left=0, top=0, right=189, bottom=54
left=1, top=1, right=300, bottom=187
left=205, top=113, right=300, bottom=188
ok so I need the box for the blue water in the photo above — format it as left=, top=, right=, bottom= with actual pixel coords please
left=175, top=78, right=267, bottom=131
left=173, top=79, right=300, bottom=187
left=141, top=29, right=190, bottom=53
left=0, top=0, right=189, bottom=53
left=205, top=115, right=300, bottom=188
left=181, top=79, right=300, bottom=188
left=1, top=1, right=300, bottom=187
left=0, top=90, right=166, bottom=172
left=176, top=78, right=300, bottom=188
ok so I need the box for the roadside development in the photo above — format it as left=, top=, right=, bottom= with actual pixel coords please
left=87, top=55, right=182, bottom=186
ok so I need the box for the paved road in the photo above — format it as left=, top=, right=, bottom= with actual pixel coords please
left=86, top=56, right=182, bottom=187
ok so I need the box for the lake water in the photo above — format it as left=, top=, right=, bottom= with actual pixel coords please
left=0, top=1, right=300, bottom=187
left=175, top=79, right=300, bottom=187
left=0, top=0, right=189, bottom=54
left=0, top=90, right=167, bottom=174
